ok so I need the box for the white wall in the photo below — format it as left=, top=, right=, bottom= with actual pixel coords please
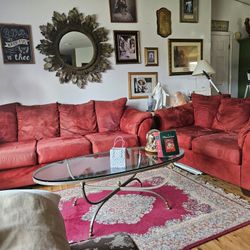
left=0, top=0, right=212, bottom=110
left=212, top=0, right=250, bottom=97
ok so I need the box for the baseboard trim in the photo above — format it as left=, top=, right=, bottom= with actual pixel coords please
left=174, top=163, right=203, bottom=175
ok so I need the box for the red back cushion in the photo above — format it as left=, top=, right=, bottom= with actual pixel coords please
left=0, top=103, right=18, bottom=143
left=212, top=98, right=250, bottom=132
left=95, top=98, right=127, bottom=132
left=17, top=103, right=59, bottom=141
left=59, top=101, right=97, bottom=137
left=238, top=118, right=250, bottom=148
left=192, top=93, right=222, bottom=128
left=155, top=103, right=194, bottom=131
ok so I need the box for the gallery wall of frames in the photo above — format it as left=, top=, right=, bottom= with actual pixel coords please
left=0, top=0, right=212, bottom=110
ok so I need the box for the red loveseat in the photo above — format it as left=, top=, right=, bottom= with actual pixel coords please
left=0, top=98, right=153, bottom=190
left=155, top=93, right=250, bottom=192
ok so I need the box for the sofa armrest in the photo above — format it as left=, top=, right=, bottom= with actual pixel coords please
left=154, top=103, right=194, bottom=131
left=240, top=132, right=250, bottom=190
left=120, top=109, right=153, bottom=146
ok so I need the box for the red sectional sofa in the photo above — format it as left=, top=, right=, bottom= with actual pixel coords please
left=0, top=98, right=153, bottom=190
left=155, top=93, right=250, bottom=192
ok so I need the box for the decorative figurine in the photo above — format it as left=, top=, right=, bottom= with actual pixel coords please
left=244, top=18, right=250, bottom=36
left=152, top=82, right=170, bottom=110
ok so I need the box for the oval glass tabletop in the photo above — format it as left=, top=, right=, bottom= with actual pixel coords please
left=33, top=147, right=184, bottom=185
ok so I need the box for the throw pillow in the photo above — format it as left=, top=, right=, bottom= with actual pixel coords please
left=59, top=101, right=97, bottom=137
left=17, top=103, right=59, bottom=141
left=0, top=190, right=70, bottom=250
left=191, top=93, right=222, bottom=128
left=154, top=103, right=194, bottom=131
left=0, top=103, right=18, bottom=143
left=212, top=98, right=250, bottom=132
left=95, top=97, right=127, bottom=132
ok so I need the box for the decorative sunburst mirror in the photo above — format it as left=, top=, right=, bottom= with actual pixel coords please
left=36, top=8, right=113, bottom=88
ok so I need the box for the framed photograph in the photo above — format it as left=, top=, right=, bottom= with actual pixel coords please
left=168, top=39, right=203, bottom=75
left=144, top=47, right=159, bottom=66
left=0, top=23, right=35, bottom=64
left=109, top=0, right=137, bottom=23
left=128, top=72, right=158, bottom=99
left=114, top=30, right=140, bottom=64
left=180, top=0, right=199, bottom=23
left=211, top=20, right=229, bottom=32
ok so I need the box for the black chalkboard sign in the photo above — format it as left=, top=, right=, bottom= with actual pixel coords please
left=0, top=24, right=35, bottom=64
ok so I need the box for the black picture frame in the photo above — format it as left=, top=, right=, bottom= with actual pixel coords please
left=0, top=23, right=35, bottom=64
left=109, top=0, right=137, bottom=23
left=113, top=30, right=140, bottom=64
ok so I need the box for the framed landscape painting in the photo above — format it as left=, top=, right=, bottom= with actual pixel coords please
left=128, top=72, right=158, bottom=99
left=114, top=30, right=140, bottom=64
left=168, top=39, right=203, bottom=75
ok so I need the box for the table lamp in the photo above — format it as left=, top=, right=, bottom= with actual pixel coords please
left=192, top=59, right=222, bottom=95
left=244, top=70, right=250, bottom=98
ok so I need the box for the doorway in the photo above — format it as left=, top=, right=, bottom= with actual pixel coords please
left=211, top=32, right=231, bottom=94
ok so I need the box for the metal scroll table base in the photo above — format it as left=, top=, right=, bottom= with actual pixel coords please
left=78, top=167, right=172, bottom=237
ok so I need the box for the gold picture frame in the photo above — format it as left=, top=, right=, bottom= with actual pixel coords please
left=180, top=0, right=199, bottom=23
left=128, top=72, right=158, bottom=99
left=168, top=39, right=203, bottom=75
left=211, top=20, right=229, bottom=32
left=144, top=47, right=159, bottom=66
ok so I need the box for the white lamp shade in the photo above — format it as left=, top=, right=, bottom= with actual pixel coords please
left=192, top=60, right=216, bottom=76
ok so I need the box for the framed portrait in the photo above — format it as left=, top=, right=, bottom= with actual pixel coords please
left=113, top=30, right=140, bottom=64
left=128, top=72, right=158, bottom=99
left=0, top=23, right=35, bottom=64
left=109, top=0, right=137, bottom=23
left=144, top=47, right=159, bottom=66
left=180, top=0, right=199, bottom=23
left=168, top=39, right=203, bottom=75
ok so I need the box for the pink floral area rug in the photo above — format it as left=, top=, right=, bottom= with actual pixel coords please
left=57, top=167, right=250, bottom=250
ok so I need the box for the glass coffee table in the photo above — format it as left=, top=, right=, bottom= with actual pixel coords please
left=33, top=147, right=184, bottom=237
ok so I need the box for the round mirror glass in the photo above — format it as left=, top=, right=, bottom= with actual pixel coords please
left=59, top=31, right=94, bottom=67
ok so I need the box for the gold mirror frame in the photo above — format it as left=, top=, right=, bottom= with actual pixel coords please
left=36, top=8, right=113, bottom=88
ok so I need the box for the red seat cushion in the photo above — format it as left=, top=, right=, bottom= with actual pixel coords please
left=0, top=103, right=18, bottom=143
left=95, top=98, right=127, bottom=132
left=192, top=133, right=241, bottom=165
left=17, top=103, right=59, bottom=141
left=85, top=132, right=138, bottom=153
left=175, top=126, right=218, bottom=150
left=212, top=98, right=250, bottom=132
left=59, top=101, right=97, bottom=137
left=0, top=140, right=37, bottom=170
left=191, top=93, right=222, bottom=129
left=37, top=137, right=92, bottom=164
left=154, top=103, right=194, bottom=131
left=0, top=165, right=41, bottom=190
